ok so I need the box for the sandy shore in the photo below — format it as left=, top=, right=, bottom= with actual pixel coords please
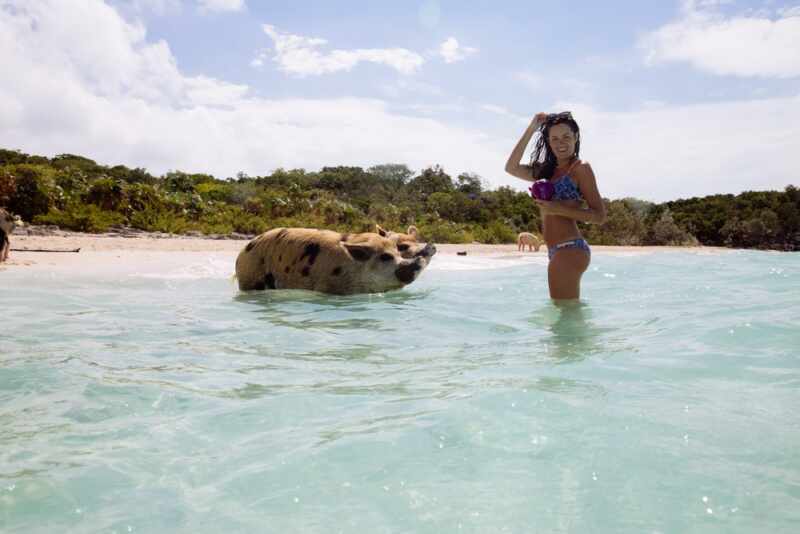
left=0, top=231, right=729, bottom=274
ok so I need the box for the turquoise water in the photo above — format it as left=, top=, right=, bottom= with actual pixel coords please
left=1, top=250, right=799, bottom=533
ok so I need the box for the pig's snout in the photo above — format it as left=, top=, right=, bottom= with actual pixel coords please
left=415, top=243, right=436, bottom=258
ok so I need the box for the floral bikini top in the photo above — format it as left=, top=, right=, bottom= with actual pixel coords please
left=550, top=161, right=583, bottom=201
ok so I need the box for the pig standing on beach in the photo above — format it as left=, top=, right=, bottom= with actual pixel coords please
left=235, top=227, right=436, bottom=295
left=517, top=232, right=542, bottom=252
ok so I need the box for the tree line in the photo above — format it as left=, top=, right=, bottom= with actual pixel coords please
left=1, top=148, right=797, bottom=249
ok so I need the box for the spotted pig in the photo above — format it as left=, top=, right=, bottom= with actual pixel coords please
left=235, top=227, right=436, bottom=294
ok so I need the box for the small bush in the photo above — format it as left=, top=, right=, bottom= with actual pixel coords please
left=474, top=220, right=516, bottom=244
left=35, top=204, right=125, bottom=233
left=129, top=208, right=191, bottom=234
left=196, top=182, right=233, bottom=203
left=417, top=220, right=472, bottom=244
left=0, top=168, right=16, bottom=205
left=85, top=178, right=127, bottom=211
left=648, top=210, right=698, bottom=246
left=8, top=164, right=62, bottom=221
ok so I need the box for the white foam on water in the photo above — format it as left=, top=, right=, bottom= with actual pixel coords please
left=133, top=257, right=235, bottom=280
left=429, top=254, right=546, bottom=271
left=127, top=253, right=545, bottom=279
left=127, top=254, right=237, bottom=280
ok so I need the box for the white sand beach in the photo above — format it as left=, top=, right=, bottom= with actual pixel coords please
left=0, top=232, right=728, bottom=276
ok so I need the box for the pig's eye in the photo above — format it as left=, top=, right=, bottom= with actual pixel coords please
left=397, top=244, right=410, bottom=252
left=379, top=253, right=394, bottom=262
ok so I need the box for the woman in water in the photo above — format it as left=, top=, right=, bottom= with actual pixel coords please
left=505, top=112, right=606, bottom=300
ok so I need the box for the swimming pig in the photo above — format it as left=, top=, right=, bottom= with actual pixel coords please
left=0, top=208, right=23, bottom=263
left=235, top=227, right=436, bottom=294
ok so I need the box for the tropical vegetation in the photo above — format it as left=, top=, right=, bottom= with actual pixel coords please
left=1, top=148, right=797, bottom=250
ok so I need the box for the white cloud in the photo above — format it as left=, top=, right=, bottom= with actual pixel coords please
left=481, top=104, right=511, bottom=115
left=640, top=1, right=800, bottom=78
left=481, top=104, right=528, bottom=125
left=1, top=0, right=797, bottom=202
left=129, top=0, right=182, bottom=15
left=379, top=78, right=443, bottom=99
left=405, top=103, right=467, bottom=115
left=250, top=48, right=269, bottom=69
left=550, top=96, right=800, bottom=201
left=260, top=24, right=424, bottom=77
left=197, top=0, right=245, bottom=13
left=779, top=6, right=800, bottom=18
left=0, top=1, right=501, bottom=184
left=439, top=37, right=478, bottom=64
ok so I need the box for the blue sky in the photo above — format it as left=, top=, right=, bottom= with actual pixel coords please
left=1, top=0, right=798, bottom=201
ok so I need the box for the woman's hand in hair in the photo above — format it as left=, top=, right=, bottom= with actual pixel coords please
left=531, top=112, right=547, bottom=129
left=506, top=114, right=546, bottom=180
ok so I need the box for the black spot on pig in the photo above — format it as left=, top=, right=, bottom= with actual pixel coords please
left=300, top=243, right=320, bottom=265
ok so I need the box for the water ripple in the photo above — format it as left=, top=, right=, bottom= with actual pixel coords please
left=2, top=251, right=799, bottom=532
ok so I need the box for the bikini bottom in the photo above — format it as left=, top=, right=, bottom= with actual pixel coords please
left=547, top=238, right=591, bottom=261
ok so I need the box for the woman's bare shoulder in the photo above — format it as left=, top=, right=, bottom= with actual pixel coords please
left=573, top=160, right=596, bottom=180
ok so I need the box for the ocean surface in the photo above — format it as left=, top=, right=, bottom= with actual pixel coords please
left=1, top=249, right=798, bottom=533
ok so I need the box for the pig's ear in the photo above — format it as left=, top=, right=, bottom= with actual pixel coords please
left=343, top=243, right=374, bottom=262
left=376, top=225, right=388, bottom=237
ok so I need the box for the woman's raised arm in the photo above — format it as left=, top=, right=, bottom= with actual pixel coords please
left=504, top=112, right=546, bottom=181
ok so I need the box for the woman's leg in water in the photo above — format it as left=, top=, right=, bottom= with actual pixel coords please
left=547, top=248, right=590, bottom=300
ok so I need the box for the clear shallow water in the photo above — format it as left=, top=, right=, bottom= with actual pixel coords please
left=1, top=250, right=798, bottom=533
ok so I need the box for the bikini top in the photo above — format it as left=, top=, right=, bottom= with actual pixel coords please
left=550, top=161, right=583, bottom=201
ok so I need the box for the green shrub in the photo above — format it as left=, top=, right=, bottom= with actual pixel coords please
left=129, top=208, right=191, bottom=234
left=195, top=182, right=233, bottom=203
left=7, top=164, right=62, bottom=220
left=54, top=170, right=90, bottom=199
left=416, top=220, right=472, bottom=244
left=35, top=204, right=125, bottom=233
left=85, top=178, right=127, bottom=211
left=163, top=171, right=210, bottom=194
left=475, top=220, right=516, bottom=244
left=0, top=149, right=30, bottom=166
left=108, top=165, right=156, bottom=184
left=127, top=183, right=166, bottom=214
left=226, top=181, right=259, bottom=206
left=0, top=168, right=16, bottom=206
left=647, top=210, right=698, bottom=246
